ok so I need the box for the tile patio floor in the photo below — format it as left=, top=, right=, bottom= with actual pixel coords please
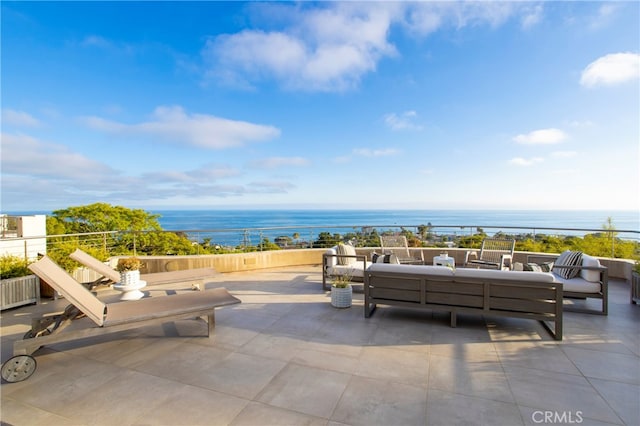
left=1, top=265, right=639, bottom=425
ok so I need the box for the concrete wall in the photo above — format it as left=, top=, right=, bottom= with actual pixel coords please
left=111, top=248, right=326, bottom=274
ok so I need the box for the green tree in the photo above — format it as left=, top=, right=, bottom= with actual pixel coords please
left=46, top=203, right=199, bottom=258
left=50, top=202, right=161, bottom=233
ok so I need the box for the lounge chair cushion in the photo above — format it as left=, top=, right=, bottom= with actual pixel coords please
left=553, top=250, right=583, bottom=279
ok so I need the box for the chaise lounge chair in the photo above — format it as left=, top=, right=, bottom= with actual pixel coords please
left=69, top=249, right=219, bottom=289
left=0, top=256, right=240, bottom=383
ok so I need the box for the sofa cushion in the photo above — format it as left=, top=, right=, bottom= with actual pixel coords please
left=553, top=250, right=583, bottom=279
left=372, top=252, right=400, bottom=264
left=367, top=263, right=455, bottom=277
left=514, top=262, right=554, bottom=273
left=580, top=254, right=602, bottom=283
left=455, top=268, right=554, bottom=282
left=328, top=262, right=366, bottom=278
left=552, top=275, right=601, bottom=293
left=336, top=243, right=357, bottom=265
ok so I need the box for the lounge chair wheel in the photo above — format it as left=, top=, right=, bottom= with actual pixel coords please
left=1, top=355, right=37, bottom=383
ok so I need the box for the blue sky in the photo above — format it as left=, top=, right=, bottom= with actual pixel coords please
left=2, top=1, right=639, bottom=212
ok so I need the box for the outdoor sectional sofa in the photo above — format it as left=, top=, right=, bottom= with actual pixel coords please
left=364, top=264, right=564, bottom=340
left=525, top=251, right=608, bottom=315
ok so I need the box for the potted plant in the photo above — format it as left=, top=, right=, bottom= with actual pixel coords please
left=330, top=271, right=353, bottom=308
left=116, top=257, right=142, bottom=287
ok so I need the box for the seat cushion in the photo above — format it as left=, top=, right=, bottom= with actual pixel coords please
left=552, top=274, right=601, bottom=293
left=327, top=262, right=365, bottom=278
left=455, top=268, right=554, bottom=282
left=553, top=250, right=583, bottom=279
left=367, top=263, right=455, bottom=277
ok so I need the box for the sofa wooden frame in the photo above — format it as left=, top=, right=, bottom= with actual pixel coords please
left=364, top=265, right=563, bottom=340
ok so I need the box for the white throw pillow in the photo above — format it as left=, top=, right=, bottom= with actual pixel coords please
left=580, top=255, right=602, bottom=283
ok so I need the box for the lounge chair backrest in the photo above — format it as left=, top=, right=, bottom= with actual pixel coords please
left=479, top=238, right=515, bottom=264
left=29, top=256, right=106, bottom=326
left=70, top=248, right=120, bottom=283
left=380, top=235, right=411, bottom=258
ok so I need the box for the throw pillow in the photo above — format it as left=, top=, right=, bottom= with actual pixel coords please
left=524, top=263, right=543, bottom=272
left=372, top=252, right=399, bottom=264
left=553, top=250, right=583, bottom=279
left=336, top=244, right=357, bottom=265
left=580, top=255, right=601, bottom=282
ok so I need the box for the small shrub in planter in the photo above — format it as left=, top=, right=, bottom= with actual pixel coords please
left=1, top=255, right=39, bottom=310
left=116, top=257, right=142, bottom=272
left=0, top=255, right=32, bottom=279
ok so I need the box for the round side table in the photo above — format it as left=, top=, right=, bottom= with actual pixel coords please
left=113, top=280, right=147, bottom=301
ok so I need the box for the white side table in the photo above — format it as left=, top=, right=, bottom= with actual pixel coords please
left=113, top=280, right=147, bottom=301
left=433, top=255, right=455, bottom=268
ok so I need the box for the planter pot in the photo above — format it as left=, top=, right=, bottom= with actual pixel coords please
left=632, top=271, right=640, bottom=305
left=120, top=270, right=140, bottom=287
left=1, top=275, right=40, bottom=310
left=331, top=285, right=352, bottom=308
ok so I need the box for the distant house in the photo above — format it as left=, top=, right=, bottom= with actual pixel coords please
left=0, top=214, right=47, bottom=260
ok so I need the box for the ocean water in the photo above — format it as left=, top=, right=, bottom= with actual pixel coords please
left=154, top=209, right=639, bottom=246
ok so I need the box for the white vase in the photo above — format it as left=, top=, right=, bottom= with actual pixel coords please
left=331, top=285, right=352, bottom=308
left=120, top=270, right=140, bottom=287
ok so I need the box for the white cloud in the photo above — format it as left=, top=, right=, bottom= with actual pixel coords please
left=204, top=3, right=398, bottom=92
left=551, top=151, right=578, bottom=159
left=580, top=52, right=640, bottom=88
left=521, top=4, right=543, bottom=29
left=81, top=35, right=113, bottom=49
left=2, top=109, right=41, bottom=127
left=513, top=128, right=568, bottom=145
left=588, top=3, right=620, bottom=30
left=0, top=132, right=297, bottom=208
left=204, top=2, right=548, bottom=92
left=1, top=133, right=114, bottom=179
left=248, top=180, right=296, bottom=193
left=250, top=157, right=310, bottom=169
left=353, top=148, right=399, bottom=157
left=82, top=105, right=280, bottom=149
left=405, top=2, right=533, bottom=35
left=508, top=157, right=544, bottom=166
left=384, top=111, right=423, bottom=131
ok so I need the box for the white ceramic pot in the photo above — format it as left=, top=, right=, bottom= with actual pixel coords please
left=331, top=285, right=352, bottom=308
left=119, top=270, right=140, bottom=287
